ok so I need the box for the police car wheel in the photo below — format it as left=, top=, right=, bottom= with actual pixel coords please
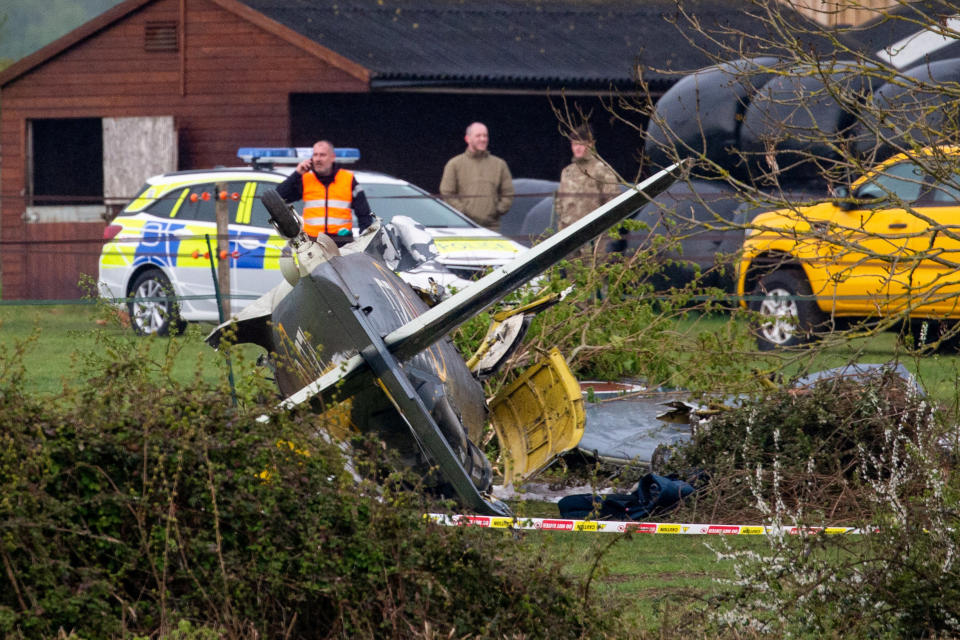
left=128, top=269, right=186, bottom=337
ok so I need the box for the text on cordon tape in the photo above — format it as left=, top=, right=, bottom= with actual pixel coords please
left=426, top=514, right=865, bottom=535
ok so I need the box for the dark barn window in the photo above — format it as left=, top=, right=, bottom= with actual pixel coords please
left=31, top=118, right=103, bottom=206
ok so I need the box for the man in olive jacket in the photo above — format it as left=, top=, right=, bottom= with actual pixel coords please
left=440, top=122, right=514, bottom=230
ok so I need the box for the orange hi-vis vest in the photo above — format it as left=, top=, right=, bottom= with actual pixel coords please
left=301, top=169, right=354, bottom=238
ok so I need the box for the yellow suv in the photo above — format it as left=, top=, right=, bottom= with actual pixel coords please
left=737, top=147, right=960, bottom=350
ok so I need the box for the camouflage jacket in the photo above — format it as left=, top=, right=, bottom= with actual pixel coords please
left=555, top=154, right=619, bottom=230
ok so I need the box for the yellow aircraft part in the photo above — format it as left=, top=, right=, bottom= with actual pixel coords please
left=319, top=398, right=357, bottom=442
left=465, top=293, right=559, bottom=371
left=488, top=347, right=585, bottom=486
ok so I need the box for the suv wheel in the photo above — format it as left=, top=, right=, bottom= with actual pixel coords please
left=128, top=269, right=186, bottom=336
left=750, top=269, right=825, bottom=350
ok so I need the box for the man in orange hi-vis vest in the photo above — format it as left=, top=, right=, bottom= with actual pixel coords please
left=276, top=140, right=374, bottom=247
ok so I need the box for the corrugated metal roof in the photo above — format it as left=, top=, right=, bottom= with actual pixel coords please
left=238, top=0, right=854, bottom=89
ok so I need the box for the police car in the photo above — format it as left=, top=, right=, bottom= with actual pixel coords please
left=98, top=148, right=525, bottom=335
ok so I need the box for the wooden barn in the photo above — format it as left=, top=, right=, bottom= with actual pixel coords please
left=0, top=0, right=845, bottom=301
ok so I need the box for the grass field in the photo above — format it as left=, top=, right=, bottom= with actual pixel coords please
left=672, top=311, right=960, bottom=408
left=0, top=301, right=249, bottom=395
left=522, top=530, right=764, bottom=631
left=6, top=301, right=959, bottom=404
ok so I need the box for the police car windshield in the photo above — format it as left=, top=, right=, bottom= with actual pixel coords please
left=363, top=183, right=474, bottom=228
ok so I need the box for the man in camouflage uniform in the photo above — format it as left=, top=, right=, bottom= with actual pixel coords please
left=555, top=125, right=620, bottom=261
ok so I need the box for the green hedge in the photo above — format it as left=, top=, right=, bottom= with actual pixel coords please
left=0, top=333, right=616, bottom=639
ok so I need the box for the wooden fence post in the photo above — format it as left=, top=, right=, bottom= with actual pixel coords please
left=215, top=182, right=231, bottom=318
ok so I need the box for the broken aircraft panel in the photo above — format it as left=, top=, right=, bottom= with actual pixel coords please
left=206, top=162, right=685, bottom=516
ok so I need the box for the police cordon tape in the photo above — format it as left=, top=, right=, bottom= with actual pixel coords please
left=426, top=513, right=867, bottom=535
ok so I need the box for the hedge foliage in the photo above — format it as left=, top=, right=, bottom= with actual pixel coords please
left=0, top=330, right=616, bottom=639
left=664, top=369, right=960, bottom=638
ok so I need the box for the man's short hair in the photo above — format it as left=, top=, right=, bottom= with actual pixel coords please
left=570, top=124, right=594, bottom=144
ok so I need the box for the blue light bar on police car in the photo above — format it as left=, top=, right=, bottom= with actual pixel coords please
left=237, top=147, right=361, bottom=164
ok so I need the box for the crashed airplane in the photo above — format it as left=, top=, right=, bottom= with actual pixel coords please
left=206, top=162, right=684, bottom=516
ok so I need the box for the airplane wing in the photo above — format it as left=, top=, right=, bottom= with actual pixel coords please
left=279, top=160, right=688, bottom=412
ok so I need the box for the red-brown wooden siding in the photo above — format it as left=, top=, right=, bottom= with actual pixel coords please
left=22, top=223, right=108, bottom=299
left=1, top=0, right=369, bottom=300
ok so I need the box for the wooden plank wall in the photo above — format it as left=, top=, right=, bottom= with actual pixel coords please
left=22, top=223, right=107, bottom=300
left=0, top=0, right=368, bottom=300
left=784, top=0, right=899, bottom=26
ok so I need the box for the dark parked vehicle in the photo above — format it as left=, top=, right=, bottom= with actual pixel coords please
left=500, top=178, right=559, bottom=246
left=505, top=176, right=763, bottom=291
left=612, top=179, right=746, bottom=289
